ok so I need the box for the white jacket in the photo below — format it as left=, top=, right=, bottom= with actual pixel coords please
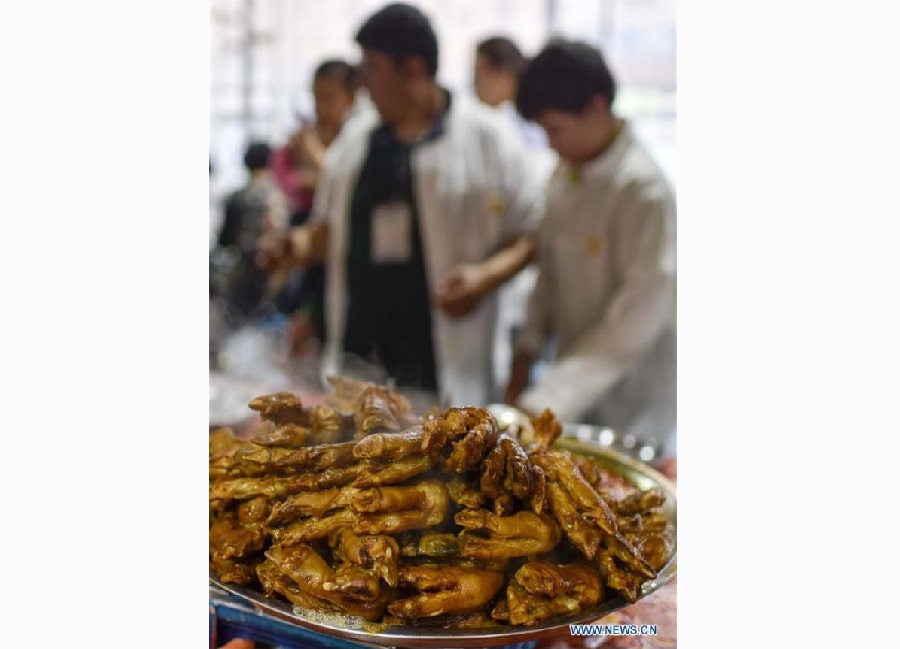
left=312, top=95, right=544, bottom=406
left=517, top=123, right=676, bottom=442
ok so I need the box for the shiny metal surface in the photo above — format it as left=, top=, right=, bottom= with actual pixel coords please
left=487, top=404, right=662, bottom=463
left=210, top=413, right=677, bottom=648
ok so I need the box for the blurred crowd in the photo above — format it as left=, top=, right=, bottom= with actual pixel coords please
left=210, top=3, right=675, bottom=453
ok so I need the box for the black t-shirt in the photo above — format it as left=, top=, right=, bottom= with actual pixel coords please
left=342, top=96, right=451, bottom=391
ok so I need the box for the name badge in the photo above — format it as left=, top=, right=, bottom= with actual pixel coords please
left=371, top=201, right=413, bottom=264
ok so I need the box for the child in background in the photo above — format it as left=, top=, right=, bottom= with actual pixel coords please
left=215, top=142, right=289, bottom=320
left=271, top=60, right=356, bottom=354
left=271, top=59, right=356, bottom=226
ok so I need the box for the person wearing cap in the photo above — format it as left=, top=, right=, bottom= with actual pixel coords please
left=260, top=4, right=543, bottom=406
left=504, top=40, right=676, bottom=446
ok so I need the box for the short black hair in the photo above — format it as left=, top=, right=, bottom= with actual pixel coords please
left=516, top=40, right=617, bottom=120
left=243, top=141, right=271, bottom=172
left=476, top=36, right=525, bottom=76
left=355, top=3, right=438, bottom=77
left=314, top=59, right=355, bottom=93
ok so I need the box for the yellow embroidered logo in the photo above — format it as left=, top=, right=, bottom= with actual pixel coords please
left=488, top=192, right=505, bottom=217
left=585, top=235, right=604, bottom=255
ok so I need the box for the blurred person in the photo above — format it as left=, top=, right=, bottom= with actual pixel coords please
left=272, top=59, right=357, bottom=225
left=474, top=36, right=547, bottom=149
left=346, top=61, right=377, bottom=122
left=505, top=40, right=676, bottom=446
left=261, top=3, right=543, bottom=406
left=214, top=141, right=289, bottom=320
left=473, top=37, right=556, bottom=393
left=271, top=59, right=356, bottom=354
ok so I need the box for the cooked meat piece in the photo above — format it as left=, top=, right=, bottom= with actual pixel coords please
left=212, top=555, right=257, bottom=585
left=257, top=558, right=335, bottom=610
left=355, top=510, right=444, bottom=536
left=248, top=393, right=309, bottom=426
left=324, top=564, right=383, bottom=601
left=530, top=409, right=563, bottom=448
left=388, top=565, right=505, bottom=618
left=616, top=510, right=669, bottom=535
left=351, top=481, right=448, bottom=516
left=264, top=544, right=334, bottom=594
left=444, top=414, right=499, bottom=473
left=209, top=464, right=360, bottom=502
left=446, top=477, right=485, bottom=509
left=353, top=426, right=425, bottom=460
left=630, top=531, right=674, bottom=571
left=481, top=433, right=537, bottom=512
left=490, top=597, right=510, bottom=623
left=354, top=483, right=449, bottom=534
left=531, top=450, right=617, bottom=536
left=210, top=515, right=265, bottom=560
left=514, top=561, right=602, bottom=602
left=545, top=482, right=602, bottom=559
left=605, top=533, right=656, bottom=581
left=615, top=487, right=666, bottom=516
left=530, top=465, right=549, bottom=515
left=272, top=509, right=357, bottom=545
left=262, top=544, right=392, bottom=620
left=597, top=548, right=645, bottom=604
left=422, top=407, right=500, bottom=473
left=353, top=454, right=434, bottom=488
left=237, top=497, right=272, bottom=526
left=415, top=533, right=461, bottom=558
left=267, top=488, right=355, bottom=524
left=355, top=385, right=417, bottom=436
left=237, top=441, right=357, bottom=472
left=209, top=430, right=254, bottom=480
left=308, top=405, right=351, bottom=439
left=330, top=529, right=399, bottom=587
left=456, top=510, right=561, bottom=559
left=210, top=427, right=243, bottom=457
left=248, top=422, right=311, bottom=448
left=505, top=581, right=582, bottom=626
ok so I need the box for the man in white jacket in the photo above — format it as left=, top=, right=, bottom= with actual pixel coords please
left=261, top=4, right=543, bottom=406
left=505, top=41, right=676, bottom=446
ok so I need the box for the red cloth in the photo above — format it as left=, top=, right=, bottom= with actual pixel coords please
left=270, top=146, right=314, bottom=216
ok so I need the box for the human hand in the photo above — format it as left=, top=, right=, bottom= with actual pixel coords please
left=433, top=264, right=491, bottom=318
left=257, top=225, right=324, bottom=272
left=256, top=230, right=292, bottom=273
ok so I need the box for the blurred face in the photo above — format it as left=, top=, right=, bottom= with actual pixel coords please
left=474, top=54, right=508, bottom=107
left=359, top=49, right=409, bottom=123
left=535, top=98, right=610, bottom=164
left=313, top=77, right=354, bottom=130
